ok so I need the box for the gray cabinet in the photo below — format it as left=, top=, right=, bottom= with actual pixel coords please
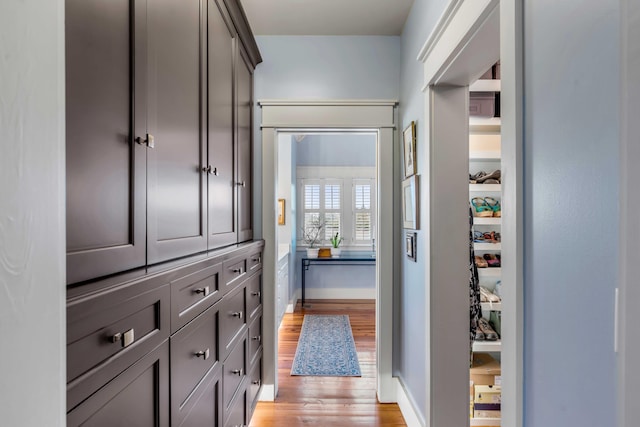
left=236, top=44, right=254, bottom=243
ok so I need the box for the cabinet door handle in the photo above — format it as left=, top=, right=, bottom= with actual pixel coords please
left=135, top=133, right=154, bottom=148
left=193, top=286, right=210, bottom=296
left=252, top=379, right=261, bottom=386
left=122, top=329, right=135, bottom=347
left=231, top=368, right=243, bottom=376
left=231, top=311, right=243, bottom=319
left=251, top=291, right=261, bottom=297
left=251, top=256, right=261, bottom=263
left=194, top=348, right=210, bottom=360
left=232, top=268, right=243, bottom=274
left=237, top=181, right=246, bottom=187
left=203, top=165, right=218, bottom=176
left=110, top=332, right=122, bottom=343
left=252, top=335, right=261, bottom=342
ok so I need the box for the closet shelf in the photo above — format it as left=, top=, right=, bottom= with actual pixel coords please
left=474, top=217, right=502, bottom=226
left=478, top=268, right=501, bottom=278
left=469, top=150, right=501, bottom=160
left=474, top=242, right=501, bottom=251
left=470, top=184, right=501, bottom=192
left=473, top=340, right=502, bottom=352
left=469, top=79, right=501, bottom=92
left=480, top=302, right=502, bottom=312
left=470, top=417, right=501, bottom=426
left=469, top=117, right=501, bottom=133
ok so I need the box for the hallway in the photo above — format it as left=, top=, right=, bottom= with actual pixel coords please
left=250, top=300, right=407, bottom=426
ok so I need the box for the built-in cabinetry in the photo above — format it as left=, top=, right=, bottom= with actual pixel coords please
left=65, top=0, right=263, bottom=425
left=469, top=71, right=502, bottom=427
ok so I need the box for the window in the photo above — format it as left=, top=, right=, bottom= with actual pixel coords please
left=297, top=167, right=376, bottom=248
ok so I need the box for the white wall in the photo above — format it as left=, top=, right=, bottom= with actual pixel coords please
left=0, top=1, right=66, bottom=425
left=523, top=0, right=619, bottom=425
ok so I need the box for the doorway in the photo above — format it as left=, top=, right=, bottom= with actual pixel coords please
left=258, top=100, right=397, bottom=403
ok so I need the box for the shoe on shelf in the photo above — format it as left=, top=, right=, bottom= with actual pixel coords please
left=475, top=325, right=486, bottom=341
left=469, top=171, right=487, bottom=183
left=476, top=169, right=501, bottom=184
left=483, top=253, right=501, bottom=267
left=484, top=197, right=501, bottom=217
left=471, top=197, right=493, bottom=217
left=475, top=255, right=488, bottom=268
left=480, top=286, right=501, bottom=302
left=477, top=317, right=499, bottom=341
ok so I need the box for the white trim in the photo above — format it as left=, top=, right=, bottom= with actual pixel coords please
left=258, top=384, right=275, bottom=402
left=260, top=100, right=396, bottom=403
left=297, top=166, right=375, bottom=179
left=303, top=288, right=376, bottom=300
left=417, top=0, right=465, bottom=62
left=394, top=377, right=425, bottom=427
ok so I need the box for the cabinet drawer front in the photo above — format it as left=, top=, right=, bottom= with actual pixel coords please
left=247, top=358, right=262, bottom=418
left=223, top=257, right=247, bottom=293
left=171, top=304, right=219, bottom=412
left=67, top=340, right=169, bottom=426
left=246, top=273, right=262, bottom=321
left=224, top=387, right=246, bottom=427
left=220, top=285, right=247, bottom=359
left=223, top=336, right=247, bottom=412
left=67, top=279, right=170, bottom=410
left=247, top=250, right=262, bottom=274
left=248, top=315, right=262, bottom=367
left=171, top=262, right=222, bottom=332
left=173, top=367, right=221, bottom=427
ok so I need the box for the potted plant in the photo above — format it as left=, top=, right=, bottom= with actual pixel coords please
left=301, top=218, right=324, bottom=258
left=330, top=232, right=343, bottom=257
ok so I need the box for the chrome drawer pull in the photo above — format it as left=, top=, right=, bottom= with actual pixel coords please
left=231, top=311, right=243, bottom=319
left=231, top=368, right=243, bottom=376
left=122, top=329, right=135, bottom=347
left=236, top=181, right=246, bottom=187
left=193, top=286, right=210, bottom=296
left=251, top=291, right=261, bottom=297
left=232, top=268, right=243, bottom=274
left=110, top=332, right=122, bottom=343
left=195, top=348, right=210, bottom=360
left=252, top=256, right=261, bottom=263
left=252, top=335, right=261, bottom=342
left=252, top=379, right=261, bottom=386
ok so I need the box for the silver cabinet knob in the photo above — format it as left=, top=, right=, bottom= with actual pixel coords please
left=193, top=286, right=210, bottom=296
left=231, top=368, right=243, bottom=376
left=195, top=348, right=210, bottom=360
left=203, top=165, right=218, bottom=175
left=252, top=335, right=261, bottom=342
left=237, top=181, right=246, bottom=187
left=231, top=311, right=243, bottom=319
left=252, top=379, right=261, bottom=386
left=251, top=291, right=261, bottom=297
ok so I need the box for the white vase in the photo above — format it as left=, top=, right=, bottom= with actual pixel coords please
left=306, top=248, right=319, bottom=258
left=330, top=247, right=341, bottom=257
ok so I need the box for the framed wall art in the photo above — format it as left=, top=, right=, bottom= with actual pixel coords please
left=403, top=121, right=417, bottom=178
left=406, top=231, right=417, bottom=262
left=402, top=175, right=419, bottom=229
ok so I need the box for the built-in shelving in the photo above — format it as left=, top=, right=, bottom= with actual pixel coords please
left=477, top=267, right=502, bottom=278
left=474, top=242, right=501, bottom=251
left=469, top=150, right=501, bottom=160
left=469, top=184, right=501, bottom=192
left=474, top=217, right=501, bottom=226
left=470, top=417, right=501, bottom=426
left=469, top=79, right=501, bottom=92
left=480, top=302, right=502, bottom=312
left=469, top=117, right=501, bottom=133
left=472, top=339, right=502, bottom=353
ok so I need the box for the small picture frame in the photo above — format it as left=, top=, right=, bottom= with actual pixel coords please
left=403, top=121, right=417, bottom=178
left=406, top=231, right=417, bottom=262
left=277, top=199, right=286, bottom=225
left=402, top=175, right=419, bottom=229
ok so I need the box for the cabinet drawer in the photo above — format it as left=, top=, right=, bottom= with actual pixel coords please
left=171, top=304, right=219, bottom=414
left=67, top=340, right=169, bottom=426
left=247, top=358, right=262, bottom=419
left=223, top=256, right=247, bottom=294
left=67, top=278, right=170, bottom=411
left=248, top=315, right=262, bottom=367
left=171, top=361, right=222, bottom=427
left=246, top=273, right=262, bottom=322
left=171, top=262, right=222, bottom=332
left=220, top=285, right=247, bottom=359
left=223, top=335, right=247, bottom=412
left=224, top=387, right=246, bottom=427
left=247, top=250, right=262, bottom=274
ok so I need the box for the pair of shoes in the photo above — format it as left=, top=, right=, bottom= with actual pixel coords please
left=471, top=197, right=494, bottom=217
left=475, top=256, right=488, bottom=268
left=474, top=231, right=501, bottom=243
left=469, top=170, right=501, bottom=184
left=483, top=253, right=501, bottom=267
left=484, top=197, right=501, bottom=217
left=476, top=317, right=499, bottom=341
left=480, top=286, right=501, bottom=302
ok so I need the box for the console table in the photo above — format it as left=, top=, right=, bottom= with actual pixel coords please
left=301, top=253, right=376, bottom=306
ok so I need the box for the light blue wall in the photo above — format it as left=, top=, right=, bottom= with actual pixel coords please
left=297, top=134, right=376, bottom=167
left=523, top=1, right=619, bottom=425
left=398, top=0, right=450, bottom=420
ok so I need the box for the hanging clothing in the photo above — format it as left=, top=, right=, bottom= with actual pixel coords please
left=469, top=205, right=482, bottom=365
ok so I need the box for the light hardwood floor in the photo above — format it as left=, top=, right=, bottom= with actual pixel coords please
left=249, top=299, right=407, bottom=427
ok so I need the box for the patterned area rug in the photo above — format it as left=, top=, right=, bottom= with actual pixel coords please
left=291, top=315, right=361, bottom=376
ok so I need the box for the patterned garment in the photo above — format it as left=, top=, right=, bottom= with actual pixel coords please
left=469, top=205, right=482, bottom=365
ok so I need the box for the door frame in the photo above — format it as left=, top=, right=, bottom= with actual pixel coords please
left=258, top=100, right=397, bottom=402
left=417, top=0, right=523, bottom=425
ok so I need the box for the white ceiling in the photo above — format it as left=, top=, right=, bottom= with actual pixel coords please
left=241, top=0, right=416, bottom=36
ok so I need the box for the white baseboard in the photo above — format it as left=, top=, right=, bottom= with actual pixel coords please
left=258, top=384, right=275, bottom=402
left=304, top=287, right=376, bottom=300
left=394, top=377, right=425, bottom=427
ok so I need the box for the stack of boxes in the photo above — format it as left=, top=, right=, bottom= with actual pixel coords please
left=470, top=353, right=502, bottom=420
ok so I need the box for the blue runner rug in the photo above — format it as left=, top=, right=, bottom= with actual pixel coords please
left=290, top=315, right=361, bottom=376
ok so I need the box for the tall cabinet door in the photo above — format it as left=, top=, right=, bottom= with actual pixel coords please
left=208, top=0, right=238, bottom=249
left=146, top=0, right=208, bottom=264
left=236, top=46, right=254, bottom=243
left=66, top=0, right=147, bottom=285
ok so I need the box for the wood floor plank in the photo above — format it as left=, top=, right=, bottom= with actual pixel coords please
left=249, top=300, right=407, bottom=427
